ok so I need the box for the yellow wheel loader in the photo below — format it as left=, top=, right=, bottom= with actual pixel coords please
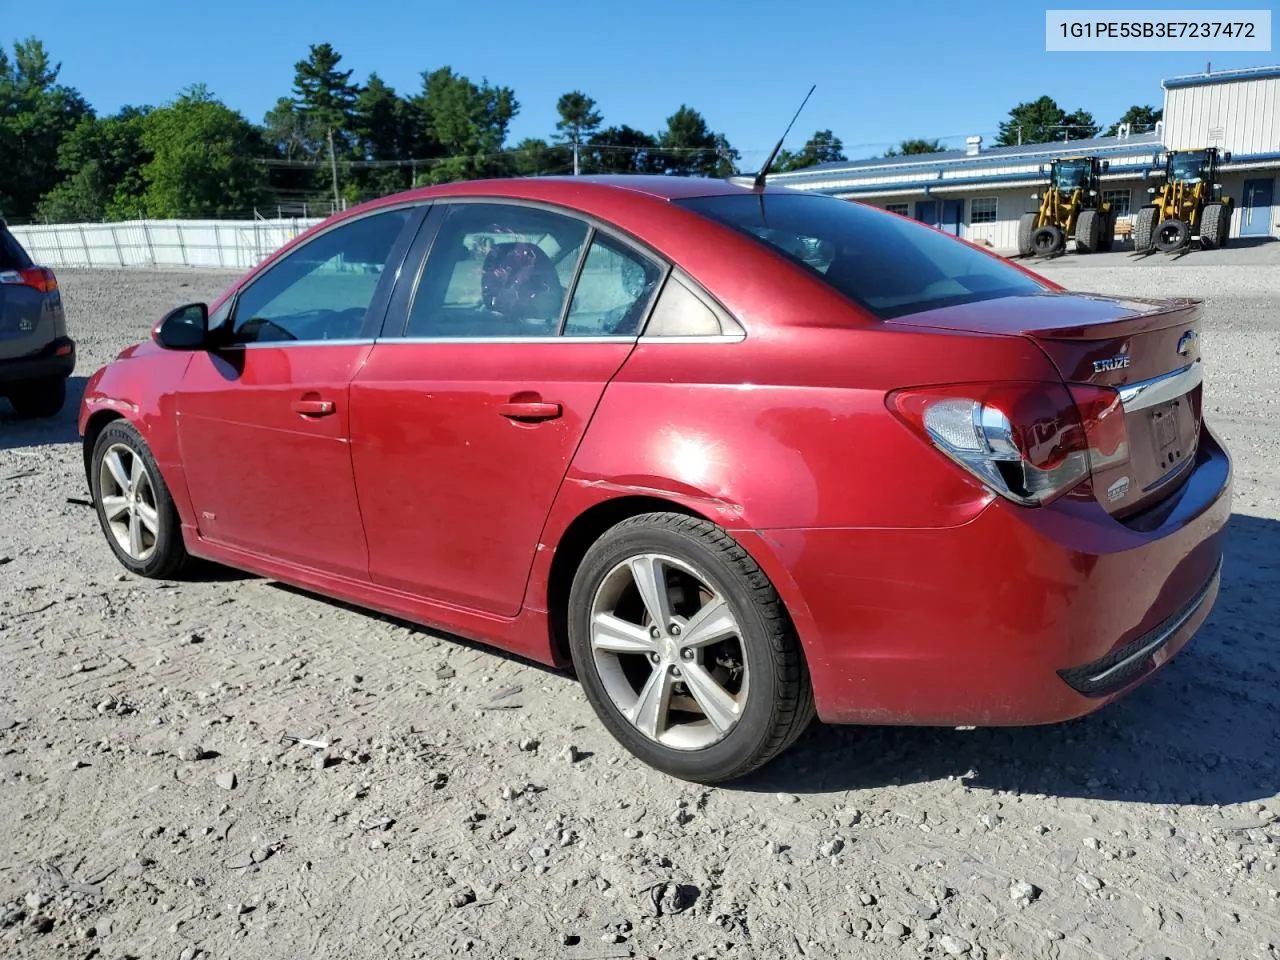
left=1132, top=148, right=1234, bottom=254
left=1017, top=156, right=1115, bottom=257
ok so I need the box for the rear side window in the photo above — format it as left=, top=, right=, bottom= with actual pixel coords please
left=0, top=228, right=32, bottom=272
left=676, top=193, right=1045, bottom=320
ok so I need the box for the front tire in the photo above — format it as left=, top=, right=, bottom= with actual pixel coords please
left=567, top=513, right=814, bottom=783
left=7, top=377, right=66, bottom=419
left=1074, top=210, right=1101, bottom=253
left=1133, top=206, right=1158, bottom=253
left=1016, top=213, right=1037, bottom=257
left=90, top=420, right=190, bottom=579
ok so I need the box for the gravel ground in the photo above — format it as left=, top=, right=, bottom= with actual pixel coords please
left=1, top=259, right=1278, bottom=960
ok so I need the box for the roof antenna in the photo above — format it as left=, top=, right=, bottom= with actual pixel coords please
left=752, top=84, right=816, bottom=190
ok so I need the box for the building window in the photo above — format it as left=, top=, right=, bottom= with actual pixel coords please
left=885, top=203, right=909, bottom=216
left=1102, top=189, right=1131, bottom=217
left=970, top=198, right=998, bottom=224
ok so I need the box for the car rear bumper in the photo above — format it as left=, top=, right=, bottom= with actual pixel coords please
left=0, top=336, right=76, bottom=387
left=738, top=421, right=1233, bottom=727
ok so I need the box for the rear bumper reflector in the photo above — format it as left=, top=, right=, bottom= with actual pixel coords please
left=1057, top=555, right=1222, bottom=697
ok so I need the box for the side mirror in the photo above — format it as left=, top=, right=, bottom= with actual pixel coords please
left=1030, top=192, right=1040, bottom=200
left=1223, top=151, right=1233, bottom=162
left=1147, top=186, right=1157, bottom=194
left=1088, top=189, right=1098, bottom=197
left=1101, top=160, right=1110, bottom=171
left=153, top=302, right=210, bottom=350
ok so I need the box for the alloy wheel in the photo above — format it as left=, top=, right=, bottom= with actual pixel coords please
left=97, top=442, right=161, bottom=562
left=589, top=553, right=749, bottom=750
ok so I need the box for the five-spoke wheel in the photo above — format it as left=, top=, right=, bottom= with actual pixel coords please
left=90, top=420, right=190, bottom=579
left=569, top=513, right=813, bottom=783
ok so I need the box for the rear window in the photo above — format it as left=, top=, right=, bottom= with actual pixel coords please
left=676, top=192, right=1045, bottom=320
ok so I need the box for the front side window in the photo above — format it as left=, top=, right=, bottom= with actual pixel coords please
left=677, top=193, right=1045, bottom=320
left=405, top=203, right=588, bottom=338
left=1169, top=153, right=1206, bottom=183
left=229, top=208, right=413, bottom=344
left=562, top=234, right=663, bottom=337
left=1052, top=161, right=1090, bottom=190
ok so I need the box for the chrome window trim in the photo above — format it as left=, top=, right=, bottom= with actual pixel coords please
left=1117, top=361, right=1203, bottom=412
left=373, top=335, right=633, bottom=345
left=368, top=334, right=746, bottom=346
left=221, top=338, right=377, bottom=350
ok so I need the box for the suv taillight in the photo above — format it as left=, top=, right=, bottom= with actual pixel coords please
left=888, top=381, right=1130, bottom=506
left=0, top=266, right=58, bottom=293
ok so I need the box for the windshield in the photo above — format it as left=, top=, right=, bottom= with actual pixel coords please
left=676, top=193, right=1046, bottom=320
left=1169, top=153, right=1206, bottom=183
left=1052, top=160, right=1090, bottom=190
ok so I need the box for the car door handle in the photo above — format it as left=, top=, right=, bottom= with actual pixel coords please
left=499, top=400, right=562, bottom=422
left=291, top=398, right=335, bottom=417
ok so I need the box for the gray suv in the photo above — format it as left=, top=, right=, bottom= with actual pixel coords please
left=0, top=223, right=75, bottom=418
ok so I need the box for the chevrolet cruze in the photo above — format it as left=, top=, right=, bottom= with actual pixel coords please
left=79, top=176, right=1231, bottom=782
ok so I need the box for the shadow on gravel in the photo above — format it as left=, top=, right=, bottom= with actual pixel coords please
left=735, top=512, right=1280, bottom=807
left=0, top=375, right=87, bottom=451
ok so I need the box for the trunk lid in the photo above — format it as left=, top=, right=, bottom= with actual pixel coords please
left=889, top=291, right=1205, bottom=517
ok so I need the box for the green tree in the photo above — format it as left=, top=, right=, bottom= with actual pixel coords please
left=554, top=91, right=602, bottom=175
left=349, top=73, right=423, bottom=199
left=0, top=37, right=93, bottom=221
left=1105, top=104, right=1162, bottom=136
left=587, top=125, right=661, bottom=174
left=658, top=106, right=737, bottom=177
left=414, top=67, right=518, bottom=184
left=995, top=96, right=1099, bottom=146
left=138, top=85, right=268, bottom=217
left=37, top=107, right=150, bottom=222
left=291, top=42, right=360, bottom=156
left=884, top=137, right=945, bottom=157
left=775, top=129, right=847, bottom=171
left=509, top=137, right=571, bottom=176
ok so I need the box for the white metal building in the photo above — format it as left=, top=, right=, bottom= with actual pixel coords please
left=767, top=64, right=1280, bottom=253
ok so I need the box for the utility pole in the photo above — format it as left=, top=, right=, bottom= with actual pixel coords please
left=572, top=135, right=580, bottom=176
left=328, top=128, right=341, bottom=212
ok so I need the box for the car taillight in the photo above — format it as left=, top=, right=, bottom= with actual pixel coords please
left=888, top=381, right=1130, bottom=506
left=0, top=266, right=58, bottom=293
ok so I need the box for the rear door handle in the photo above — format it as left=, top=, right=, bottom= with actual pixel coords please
left=291, top=398, right=335, bottom=417
left=499, top=400, right=562, bottom=422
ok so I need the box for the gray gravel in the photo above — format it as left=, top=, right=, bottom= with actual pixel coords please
left=1, top=261, right=1279, bottom=959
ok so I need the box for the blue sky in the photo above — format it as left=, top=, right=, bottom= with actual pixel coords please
left=11, top=0, right=1277, bottom=163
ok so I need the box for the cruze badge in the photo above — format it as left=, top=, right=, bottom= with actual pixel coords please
left=1176, top=330, right=1197, bottom=356
left=1092, top=355, right=1130, bottom=373
left=17, top=317, right=32, bottom=332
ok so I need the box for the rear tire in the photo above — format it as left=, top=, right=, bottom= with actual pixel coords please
left=567, top=512, right=814, bottom=783
left=1016, top=213, right=1037, bottom=257
left=1074, top=210, right=1101, bottom=254
left=90, top=420, right=191, bottom=579
left=1155, top=218, right=1190, bottom=253
left=7, top=377, right=66, bottom=419
left=1132, top=206, right=1158, bottom=253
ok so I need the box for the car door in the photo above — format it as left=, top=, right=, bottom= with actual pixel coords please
left=175, top=205, right=422, bottom=580
left=349, top=200, right=665, bottom=616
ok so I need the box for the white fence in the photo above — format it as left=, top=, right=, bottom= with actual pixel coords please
left=8, top=217, right=325, bottom=271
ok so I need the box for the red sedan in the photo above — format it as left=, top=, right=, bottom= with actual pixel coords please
left=78, top=176, right=1231, bottom=783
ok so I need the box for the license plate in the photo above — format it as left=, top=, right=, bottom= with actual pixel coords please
left=1152, top=404, right=1178, bottom=450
